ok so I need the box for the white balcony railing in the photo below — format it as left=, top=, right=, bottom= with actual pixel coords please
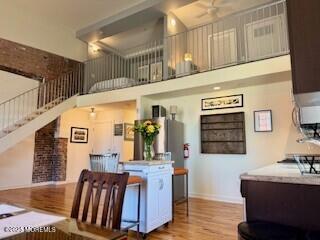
left=84, top=0, right=289, bottom=94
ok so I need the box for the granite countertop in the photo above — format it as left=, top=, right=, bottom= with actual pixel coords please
left=120, top=160, right=174, bottom=166
left=240, top=163, right=320, bottom=185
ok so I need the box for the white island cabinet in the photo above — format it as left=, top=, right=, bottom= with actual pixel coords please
left=121, top=160, right=173, bottom=234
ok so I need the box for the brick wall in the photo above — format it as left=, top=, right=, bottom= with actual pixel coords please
left=0, top=38, right=81, bottom=81
left=32, top=121, right=56, bottom=183
left=32, top=121, right=68, bottom=183
left=52, top=138, right=68, bottom=181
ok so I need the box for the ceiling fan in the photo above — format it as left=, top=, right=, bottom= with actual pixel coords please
left=195, top=0, right=233, bottom=20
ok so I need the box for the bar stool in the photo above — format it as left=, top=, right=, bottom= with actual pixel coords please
left=122, top=175, right=143, bottom=240
left=172, top=167, right=189, bottom=221
left=238, top=221, right=302, bottom=240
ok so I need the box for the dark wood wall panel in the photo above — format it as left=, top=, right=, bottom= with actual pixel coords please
left=201, top=113, right=244, bottom=123
left=201, top=112, right=246, bottom=154
left=201, top=129, right=245, bottom=142
left=201, top=122, right=243, bottom=130
left=202, top=142, right=246, bottom=154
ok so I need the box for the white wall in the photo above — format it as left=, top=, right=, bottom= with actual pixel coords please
left=145, top=81, right=320, bottom=203
left=58, top=109, right=93, bottom=183
left=0, top=70, right=39, bottom=102
left=165, top=13, right=187, bottom=37
left=91, top=108, right=136, bottom=162
left=0, top=3, right=87, bottom=61
left=58, top=106, right=136, bottom=183
left=0, top=71, right=39, bottom=190
left=0, top=134, right=35, bottom=190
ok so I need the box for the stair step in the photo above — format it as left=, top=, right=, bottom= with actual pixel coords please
left=14, top=121, right=28, bottom=127
left=0, top=97, right=68, bottom=139
left=35, top=110, right=47, bottom=115
left=2, top=127, right=18, bottom=135
left=24, top=116, right=36, bottom=121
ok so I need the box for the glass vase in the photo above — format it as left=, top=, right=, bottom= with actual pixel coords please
left=144, top=142, right=155, bottom=161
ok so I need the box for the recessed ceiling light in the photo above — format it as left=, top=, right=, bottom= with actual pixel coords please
left=213, top=86, right=221, bottom=90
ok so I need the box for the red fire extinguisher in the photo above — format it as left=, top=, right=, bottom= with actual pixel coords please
left=184, top=144, right=190, bottom=159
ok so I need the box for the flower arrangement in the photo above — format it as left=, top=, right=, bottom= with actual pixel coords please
left=134, top=120, right=161, bottom=160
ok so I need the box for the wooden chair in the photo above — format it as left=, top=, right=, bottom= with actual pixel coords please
left=71, top=169, right=129, bottom=230
left=89, top=155, right=143, bottom=239
left=172, top=167, right=189, bottom=221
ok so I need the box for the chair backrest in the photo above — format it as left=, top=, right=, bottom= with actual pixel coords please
left=90, top=153, right=120, bottom=173
left=71, top=169, right=129, bottom=230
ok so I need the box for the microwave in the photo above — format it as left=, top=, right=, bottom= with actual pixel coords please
left=293, top=106, right=320, bottom=145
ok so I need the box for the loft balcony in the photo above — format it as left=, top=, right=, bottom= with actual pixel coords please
left=83, top=0, right=289, bottom=95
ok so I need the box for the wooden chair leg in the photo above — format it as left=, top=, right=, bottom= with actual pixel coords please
left=186, top=173, right=189, bottom=216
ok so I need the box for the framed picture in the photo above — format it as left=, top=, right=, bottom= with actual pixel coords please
left=150, top=61, right=163, bottom=82
left=201, top=94, right=243, bottom=111
left=254, top=110, right=273, bottom=132
left=70, top=127, right=88, bottom=143
left=137, top=65, right=149, bottom=82
left=124, top=123, right=134, bottom=141
left=114, top=124, right=123, bottom=136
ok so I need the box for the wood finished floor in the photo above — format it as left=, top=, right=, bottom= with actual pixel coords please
left=0, top=184, right=243, bottom=240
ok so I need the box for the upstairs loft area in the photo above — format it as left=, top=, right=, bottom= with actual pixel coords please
left=84, top=0, right=289, bottom=94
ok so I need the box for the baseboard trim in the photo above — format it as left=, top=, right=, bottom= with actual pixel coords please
left=1, top=183, right=243, bottom=205
left=0, top=181, right=68, bottom=191
left=190, top=192, right=243, bottom=204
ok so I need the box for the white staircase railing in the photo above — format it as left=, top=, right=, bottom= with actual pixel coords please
left=0, top=67, right=83, bottom=138
left=84, top=0, right=289, bottom=94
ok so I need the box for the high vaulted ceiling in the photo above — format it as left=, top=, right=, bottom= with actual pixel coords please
left=172, top=0, right=273, bottom=28
left=4, top=0, right=146, bottom=31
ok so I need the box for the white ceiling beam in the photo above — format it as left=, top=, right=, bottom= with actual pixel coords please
left=76, top=0, right=196, bottom=43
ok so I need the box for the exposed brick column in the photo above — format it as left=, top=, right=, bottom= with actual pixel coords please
left=32, top=121, right=68, bottom=183
left=52, top=138, right=68, bottom=182
left=32, top=121, right=56, bottom=183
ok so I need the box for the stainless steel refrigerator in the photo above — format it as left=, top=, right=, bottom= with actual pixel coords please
left=134, top=117, right=185, bottom=201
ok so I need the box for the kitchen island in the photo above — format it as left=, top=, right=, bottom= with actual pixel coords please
left=121, top=160, right=174, bottom=235
left=240, top=163, right=320, bottom=231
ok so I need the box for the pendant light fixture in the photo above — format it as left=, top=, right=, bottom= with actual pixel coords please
left=89, top=107, right=97, bottom=120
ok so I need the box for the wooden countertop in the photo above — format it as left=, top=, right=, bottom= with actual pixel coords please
left=240, top=163, right=320, bottom=185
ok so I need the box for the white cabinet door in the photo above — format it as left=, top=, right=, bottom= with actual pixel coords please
left=158, top=172, right=172, bottom=223
left=146, top=171, right=172, bottom=232
left=146, top=174, right=160, bottom=231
